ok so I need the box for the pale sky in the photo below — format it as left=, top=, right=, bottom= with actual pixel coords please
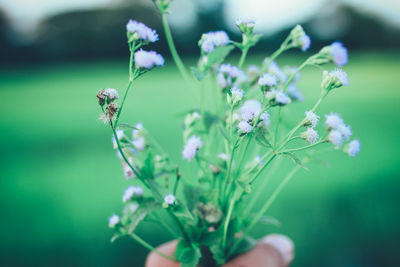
left=1, top=0, right=400, bottom=36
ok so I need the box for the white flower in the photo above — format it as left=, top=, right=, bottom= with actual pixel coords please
left=300, top=127, right=319, bottom=144
left=259, top=111, right=270, bottom=127
left=240, top=100, right=261, bottom=121
left=126, top=20, right=158, bottom=43
left=275, top=90, right=291, bottom=105
left=123, top=203, right=139, bottom=215
left=247, top=65, right=259, bottom=77
left=103, top=88, right=119, bottom=100
left=132, top=136, right=146, bottom=151
left=230, top=86, right=244, bottom=103
left=324, top=113, right=343, bottom=129
left=134, top=49, right=164, bottom=69
left=217, top=64, right=246, bottom=88
left=255, top=155, right=264, bottom=165
left=330, top=42, right=348, bottom=66
left=112, top=130, right=124, bottom=149
left=322, top=69, right=349, bottom=90
left=108, top=214, right=120, bottom=228
left=132, top=122, right=144, bottom=138
left=337, top=124, right=352, bottom=140
left=182, top=136, right=203, bottom=161
left=327, top=130, right=343, bottom=147
left=267, top=61, right=286, bottom=83
left=199, top=31, right=230, bottom=53
left=258, top=73, right=277, bottom=87
left=238, top=120, right=253, bottom=133
left=304, top=111, right=319, bottom=128
left=235, top=17, right=256, bottom=33
left=122, top=186, right=143, bottom=203
left=218, top=153, right=229, bottom=161
left=345, top=139, right=360, bottom=157
left=290, top=25, right=311, bottom=52
left=287, top=84, right=304, bottom=102
left=164, top=194, right=175, bottom=205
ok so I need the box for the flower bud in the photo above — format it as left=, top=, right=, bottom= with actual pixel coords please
left=235, top=17, right=256, bottom=34
left=321, top=68, right=349, bottom=91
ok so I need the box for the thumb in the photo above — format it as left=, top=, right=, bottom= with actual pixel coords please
left=224, top=234, right=294, bottom=267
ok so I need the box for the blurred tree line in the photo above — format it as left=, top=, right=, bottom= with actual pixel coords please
left=0, top=1, right=399, bottom=64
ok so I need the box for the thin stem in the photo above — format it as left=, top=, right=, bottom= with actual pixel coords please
left=161, top=14, right=191, bottom=85
left=115, top=80, right=134, bottom=128
left=243, top=156, right=283, bottom=218
left=222, top=197, right=235, bottom=251
left=238, top=47, right=249, bottom=68
left=248, top=154, right=276, bottom=184
left=280, top=140, right=324, bottom=154
left=128, top=232, right=176, bottom=261
left=228, top=164, right=301, bottom=257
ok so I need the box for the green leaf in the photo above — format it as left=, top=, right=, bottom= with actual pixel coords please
left=183, top=184, right=203, bottom=211
left=209, top=243, right=225, bottom=265
left=110, top=233, right=122, bottom=243
left=127, top=198, right=160, bottom=233
left=174, top=204, right=194, bottom=220
left=206, top=45, right=235, bottom=67
left=180, top=245, right=201, bottom=267
left=217, top=125, right=230, bottom=142
left=175, top=238, right=191, bottom=260
left=282, top=152, right=309, bottom=170
left=141, top=150, right=155, bottom=178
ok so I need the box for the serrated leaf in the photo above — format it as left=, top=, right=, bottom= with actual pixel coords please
left=181, top=245, right=201, bottom=267
left=283, top=152, right=309, bottom=170
left=127, top=198, right=160, bottom=233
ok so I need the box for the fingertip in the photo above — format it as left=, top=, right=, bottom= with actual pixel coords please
left=261, top=234, right=294, bottom=266
left=145, top=240, right=179, bottom=267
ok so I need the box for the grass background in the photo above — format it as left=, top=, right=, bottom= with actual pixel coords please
left=1, top=51, right=399, bottom=266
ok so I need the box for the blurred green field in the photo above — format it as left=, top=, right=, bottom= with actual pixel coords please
left=1, top=51, right=400, bottom=267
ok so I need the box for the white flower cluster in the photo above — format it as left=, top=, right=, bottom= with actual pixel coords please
left=300, top=111, right=319, bottom=144
left=230, top=86, right=244, bottom=104
left=258, top=73, right=277, bottom=87
left=108, top=214, right=120, bottom=228
left=122, top=185, right=143, bottom=203
left=199, top=31, right=230, bottom=53
left=290, top=25, right=311, bottom=52
left=182, top=136, right=203, bottom=161
left=321, top=68, right=349, bottom=90
left=329, top=42, right=348, bottom=66
left=132, top=122, right=146, bottom=151
left=237, top=100, right=270, bottom=133
left=235, top=17, right=256, bottom=34
left=134, top=49, right=164, bottom=69
left=126, top=20, right=159, bottom=43
left=217, top=64, right=246, bottom=88
left=265, top=89, right=291, bottom=106
left=324, top=113, right=359, bottom=156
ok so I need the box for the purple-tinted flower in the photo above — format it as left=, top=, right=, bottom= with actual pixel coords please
left=134, top=49, right=164, bottom=69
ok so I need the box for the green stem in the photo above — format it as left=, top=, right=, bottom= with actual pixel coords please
left=222, top=197, right=235, bottom=251
left=243, top=156, right=283, bottom=218
left=161, top=14, right=191, bottom=84
left=128, top=232, right=176, bottom=261
left=115, top=80, right=133, bottom=128
left=238, top=47, right=249, bottom=68
left=228, top=164, right=301, bottom=257
left=280, top=140, right=324, bottom=154
left=248, top=154, right=276, bottom=184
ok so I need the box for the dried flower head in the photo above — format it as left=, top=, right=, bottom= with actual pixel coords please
left=303, top=111, right=319, bottom=128
left=300, top=127, right=319, bottom=144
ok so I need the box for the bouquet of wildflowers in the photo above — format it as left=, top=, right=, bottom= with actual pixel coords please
left=97, top=1, right=360, bottom=266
